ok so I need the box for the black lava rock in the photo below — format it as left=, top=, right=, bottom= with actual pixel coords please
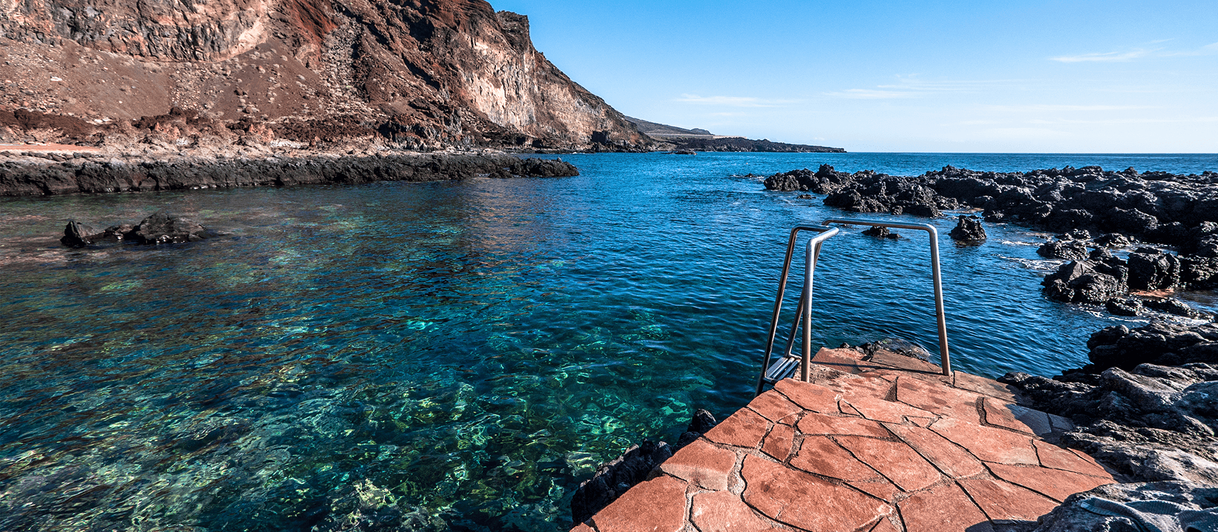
left=948, top=215, right=986, bottom=243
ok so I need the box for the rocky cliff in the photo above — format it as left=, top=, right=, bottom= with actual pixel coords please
left=0, top=0, right=650, bottom=150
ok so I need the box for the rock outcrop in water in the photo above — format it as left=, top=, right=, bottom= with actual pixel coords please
left=949, top=214, right=986, bottom=244
left=1, top=151, right=577, bottom=196
left=0, top=0, right=650, bottom=151
left=765, top=164, right=1218, bottom=316
left=61, top=212, right=212, bottom=247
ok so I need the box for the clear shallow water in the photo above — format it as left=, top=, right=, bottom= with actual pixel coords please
left=0, top=152, right=1215, bottom=531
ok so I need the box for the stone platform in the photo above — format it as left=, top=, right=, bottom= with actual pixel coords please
left=571, top=348, right=1119, bottom=532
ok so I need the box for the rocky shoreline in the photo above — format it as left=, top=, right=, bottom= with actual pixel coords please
left=0, top=147, right=578, bottom=196
left=766, top=164, right=1218, bottom=319
left=762, top=163, right=1217, bottom=529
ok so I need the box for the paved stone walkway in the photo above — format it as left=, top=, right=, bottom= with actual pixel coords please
left=572, top=348, right=1118, bottom=532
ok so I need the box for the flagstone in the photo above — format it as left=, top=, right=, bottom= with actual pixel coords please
left=835, top=435, right=942, bottom=492
left=896, top=376, right=983, bottom=425
left=761, top=422, right=795, bottom=462
left=821, top=373, right=897, bottom=401
left=742, top=455, right=893, bottom=532
left=886, top=423, right=986, bottom=478
left=790, top=435, right=882, bottom=482
left=774, top=379, right=840, bottom=413
left=749, top=389, right=805, bottom=424
left=848, top=478, right=900, bottom=502
left=929, top=417, right=1038, bottom=465
left=869, top=516, right=902, bottom=532
left=897, top=481, right=992, bottom=532
left=958, top=477, right=1060, bottom=523
left=690, top=489, right=776, bottom=532
left=954, top=370, right=1020, bottom=402
left=982, top=398, right=1052, bottom=436
left=1033, top=439, right=1113, bottom=477
left=704, top=407, right=770, bottom=449
left=590, top=475, right=688, bottom=532
left=843, top=394, right=936, bottom=424
left=658, top=438, right=739, bottom=492
left=986, top=463, right=1115, bottom=502
left=797, top=411, right=891, bottom=438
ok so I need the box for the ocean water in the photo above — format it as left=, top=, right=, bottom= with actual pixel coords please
left=0, top=152, right=1215, bottom=531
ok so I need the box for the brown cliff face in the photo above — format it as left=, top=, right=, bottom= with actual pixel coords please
left=0, top=0, right=650, bottom=150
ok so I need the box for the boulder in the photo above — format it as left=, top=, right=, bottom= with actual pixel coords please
left=1093, top=233, right=1132, bottom=249
left=1106, top=297, right=1144, bottom=317
left=1039, top=240, right=1091, bottom=261
left=128, top=212, right=211, bottom=245
left=1127, top=251, right=1182, bottom=291
left=862, top=226, right=898, bottom=239
left=59, top=221, right=98, bottom=248
left=1086, top=322, right=1218, bottom=371
left=948, top=215, right=986, bottom=243
left=1043, top=260, right=1128, bottom=305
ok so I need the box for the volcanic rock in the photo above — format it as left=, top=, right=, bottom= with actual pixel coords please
left=1038, top=240, right=1091, bottom=261
left=948, top=215, right=986, bottom=243
left=1031, top=481, right=1218, bottom=532
left=128, top=212, right=210, bottom=245
left=862, top=226, right=898, bottom=239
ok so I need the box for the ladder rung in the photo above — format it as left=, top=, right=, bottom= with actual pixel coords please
left=763, top=356, right=800, bottom=383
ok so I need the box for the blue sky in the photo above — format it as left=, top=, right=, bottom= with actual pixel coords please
left=491, top=0, right=1218, bottom=153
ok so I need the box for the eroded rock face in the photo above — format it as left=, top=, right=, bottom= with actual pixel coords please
left=0, top=0, right=650, bottom=150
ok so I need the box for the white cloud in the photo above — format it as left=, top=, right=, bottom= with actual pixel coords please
left=1050, top=49, right=1153, bottom=63
left=823, top=89, right=915, bottom=99
left=673, top=94, right=797, bottom=107
left=983, top=104, right=1148, bottom=113
left=1052, top=42, right=1218, bottom=62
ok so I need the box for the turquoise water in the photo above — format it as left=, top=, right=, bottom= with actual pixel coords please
left=1, top=152, right=1215, bottom=531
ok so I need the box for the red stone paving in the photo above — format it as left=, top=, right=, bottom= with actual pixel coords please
left=986, top=463, right=1115, bottom=502
left=797, top=411, right=891, bottom=438
left=843, top=393, right=935, bottom=424
left=658, top=438, right=738, bottom=491
left=982, top=397, right=1053, bottom=436
left=773, top=379, right=840, bottom=413
left=589, top=475, right=688, bottom=532
left=704, top=407, right=770, bottom=448
left=958, top=477, right=1061, bottom=522
left=898, top=481, right=994, bottom=532
left=690, top=490, right=775, bottom=532
left=1034, top=439, right=1112, bottom=477
left=929, top=416, right=1039, bottom=465
left=743, top=455, right=893, bottom=532
left=836, top=435, right=942, bottom=492
left=760, top=422, right=795, bottom=462
left=749, top=389, right=805, bottom=423
left=896, top=375, right=984, bottom=425
left=886, top=423, right=987, bottom=479
left=790, top=435, right=883, bottom=482
left=572, top=347, right=1118, bottom=532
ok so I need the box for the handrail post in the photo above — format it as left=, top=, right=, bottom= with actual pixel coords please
left=756, top=226, right=838, bottom=396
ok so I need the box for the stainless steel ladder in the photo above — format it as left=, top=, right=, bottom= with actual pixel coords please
left=755, top=219, right=952, bottom=396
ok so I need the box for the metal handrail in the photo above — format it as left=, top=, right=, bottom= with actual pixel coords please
left=755, top=220, right=954, bottom=397
left=755, top=225, right=839, bottom=396
left=823, top=218, right=951, bottom=376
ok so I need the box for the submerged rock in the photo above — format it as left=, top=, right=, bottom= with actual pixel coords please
left=60, top=212, right=213, bottom=247
left=128, top=212, right=211, bottom=245
left=948, top=215, right=986, bottom=243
